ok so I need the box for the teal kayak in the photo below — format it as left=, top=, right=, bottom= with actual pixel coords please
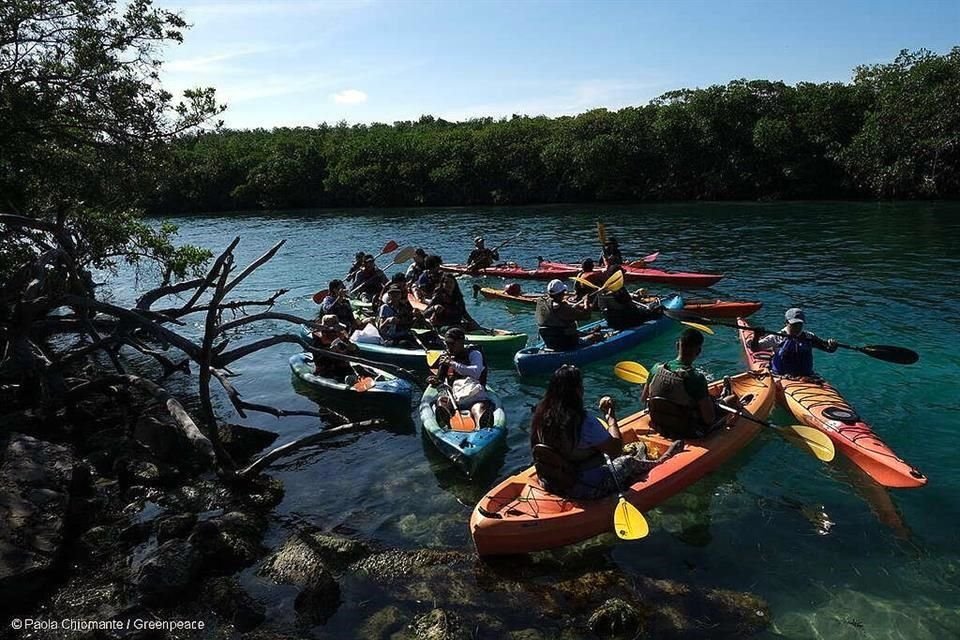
left=513, top=294, right=683, bottom=376
left=288, top=353, right=413, bottom=401
left=419, top=385, right=507, bottom=475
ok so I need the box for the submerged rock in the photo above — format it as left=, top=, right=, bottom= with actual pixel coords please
left=189, top=511, right=265, bottom=573
left=588, top=597, right=643, bottom=638
left=201, top=576, right=265, bottom=632
left=218, top=423, right=278, bottom=463
left=260, top=530, right=344, bottom=624
left=409, top=608, right=469, bottom=640
left=132, top=539, right=200, bottom=604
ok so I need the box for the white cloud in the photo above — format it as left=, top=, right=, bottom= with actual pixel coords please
left=332, top=89, right=368, bottom=105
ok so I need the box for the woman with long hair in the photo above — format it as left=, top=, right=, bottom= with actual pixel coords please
left=530, top=365, right=682, bottom=499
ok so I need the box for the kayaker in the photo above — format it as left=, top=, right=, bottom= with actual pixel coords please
left=598, top=238, right=623, bottom=268
left=431, top=327, right=494, bottom=428
left=642, top=329, right=740, bottom=438
left=535, top=279, right=601, bottom=351
left=319, top=279, right=359, bottom=330
left=414, top=255, right=443, bottom=301
left=405, top=248, right=427, bottom=284
left=311, top=314, right=359, bottom=381
left=573, top=258, right=604, bottom=304
left=345, top=250, right=367, bottom=284
left=750, top=308, right=838, bottom=377
left=599, top=284, right=660, bottom=330
left=377, top=284, right=418, bottom=345
left=350, top=255, right=388, bottom=302
left=424, top=274, right=481, bottom=331
left=530, top=364, right=683, bottom=499
left=467, top=236, right=499, bottom=272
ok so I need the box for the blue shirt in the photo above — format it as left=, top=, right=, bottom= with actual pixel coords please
left=574, top=415, right=612, bottom=490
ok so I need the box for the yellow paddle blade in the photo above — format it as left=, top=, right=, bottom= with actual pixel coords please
left=597, top=221, right=607, bottom=245
left=613, top=496, right=649, bottom=540
left=681, top=321, right=715, bottom=335
left=778, top=425, right=836, bottom=462
left=614, top=361, right=649, bottom=384
left=601, top=269, right=625, bottom=293
left=572, top=275, right=600, bottom=289
left=425, top=350, right=444, bottom=367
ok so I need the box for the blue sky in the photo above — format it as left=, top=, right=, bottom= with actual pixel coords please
left=158, top=0, right=959, bottom=129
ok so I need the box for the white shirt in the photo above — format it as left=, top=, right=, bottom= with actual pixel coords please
left=450, top=349, right=485, bottom=381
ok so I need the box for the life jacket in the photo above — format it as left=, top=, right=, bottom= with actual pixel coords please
left=443, top=345, right=488, bottom=387
left=771, top=335, right=815, bottom=377
left=645, top=363, right=701, bottom=436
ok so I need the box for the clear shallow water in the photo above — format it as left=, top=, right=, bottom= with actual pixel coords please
left=110, top=202, right=960, bottom=638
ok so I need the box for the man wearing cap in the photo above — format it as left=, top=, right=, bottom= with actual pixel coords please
left=751, top=308, right=838, bottom=377
left=350, top=254, right=388, bottom=302
left=466, top=236, right=499, bottom=273
left=345, top=251, right=367, bottom=284
left=311, top=314, right=359, bottom=380
left=377, top=284, right=418, bottom=345
left=432, top=327, right=493, bottom=427
left=535, top=279, right=598, bottom=351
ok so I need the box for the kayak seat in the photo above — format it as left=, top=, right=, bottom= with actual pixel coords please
left=538, top=326, right=580, bottom=351
left=532, top=444, right=577, bottom=494
left=647, top=396, right=704, bottom=439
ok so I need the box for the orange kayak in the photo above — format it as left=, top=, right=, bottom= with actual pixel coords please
left=736, top=319, right=926, bottom=489
left=470, top=372, right=776, bottom=556
left=475, top=286, right=761, bottom=318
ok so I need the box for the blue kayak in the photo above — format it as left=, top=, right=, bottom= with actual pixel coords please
left=513, top=295, right=683, bottom=376
left=419, top=385, right=507, bottom=476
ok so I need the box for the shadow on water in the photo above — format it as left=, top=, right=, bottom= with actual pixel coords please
left=419, top=429, right=509, bottom=507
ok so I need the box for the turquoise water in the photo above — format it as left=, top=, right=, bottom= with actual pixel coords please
left=115, top=202, right=959, bottom=637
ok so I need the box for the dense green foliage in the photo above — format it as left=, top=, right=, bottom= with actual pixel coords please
left=0, top=0, right=222, bottom=281
left=152, top=48, right=959, bottom=213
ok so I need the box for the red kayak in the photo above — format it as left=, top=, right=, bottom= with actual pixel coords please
left=539, top=260, right=723, bottom=288
left=441, top=262, right=578, bottom=280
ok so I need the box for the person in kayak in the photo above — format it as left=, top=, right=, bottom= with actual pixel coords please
left=311, top=314, right=360, bottom=381
left=750, top=308, right=838, bottom=377
left=530, top=364, right=683, bottom=499
left=535, top=279, right=601, bottom=351
left=405, top=248, right=427, bottom=284
left=351, top=255, right=388, bottom=302
left=642, top=329, right=740, bottom=438
left=424, top=274, right=481, bottom=331
left=414, top=254, right=443, bottom=301
left=377, top=284, right=418, bottom=345
left=345, top=250, right=367, bottom=285
left=319, top=279, right=359, bottom=330
left=599, top=282, right=660, bottom=330
left=430, top=327, right=494, bottom=427
left=573, top=258, right=605, bottom=306
left=598, top=238, right=623, bottom=268
left=466, top=236, right=499, bottom=272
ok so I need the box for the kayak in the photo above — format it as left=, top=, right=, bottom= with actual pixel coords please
left=300, top=324, right=437, bottom=370
left=419, top=384, right=507, bottom=476
left=288, top=353, right=413, bottom=401
left=470, top=372, right=776, bottom=555
left=476, top=286, right=761, bottom=319
left=736, top=319, right=926, bottom=489
left=441, top=262, right=578, bottom=280
left=538, top=260, right=724, bottom=288
left=407, top=293, right=529, bottom=357
left=513, top=295, right=683, bottom=376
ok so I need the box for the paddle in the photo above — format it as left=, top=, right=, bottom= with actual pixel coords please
left=603, top=453, right=649, bottom=540
left=715, top=403, right=835, bottom=462
left=392, top=245, right=417, bottom=264
left=628, top=251, right=660, bottom=267
left=662, top=310, right=920, bottom=365
left=612, top=361, right=836, bottom=462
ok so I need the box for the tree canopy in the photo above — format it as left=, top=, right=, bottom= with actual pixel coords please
left=149, top=48, right=959, bottom=214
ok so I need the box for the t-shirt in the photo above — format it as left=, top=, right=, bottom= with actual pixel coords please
left=377, top=303, right=402, bottom=339
left=648, top=359, right=709, bottom=401
left=756, top=327, right=831, bottom=351
left=574, top=415, right=612, bottom=489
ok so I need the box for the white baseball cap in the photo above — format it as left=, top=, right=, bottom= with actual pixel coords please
left=547, top=279, right=567, bottom=296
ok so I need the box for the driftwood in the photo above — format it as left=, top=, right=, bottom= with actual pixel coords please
left=0, top=216, right=416, bottom=477
left=239, top=420, right=386, bottom=478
